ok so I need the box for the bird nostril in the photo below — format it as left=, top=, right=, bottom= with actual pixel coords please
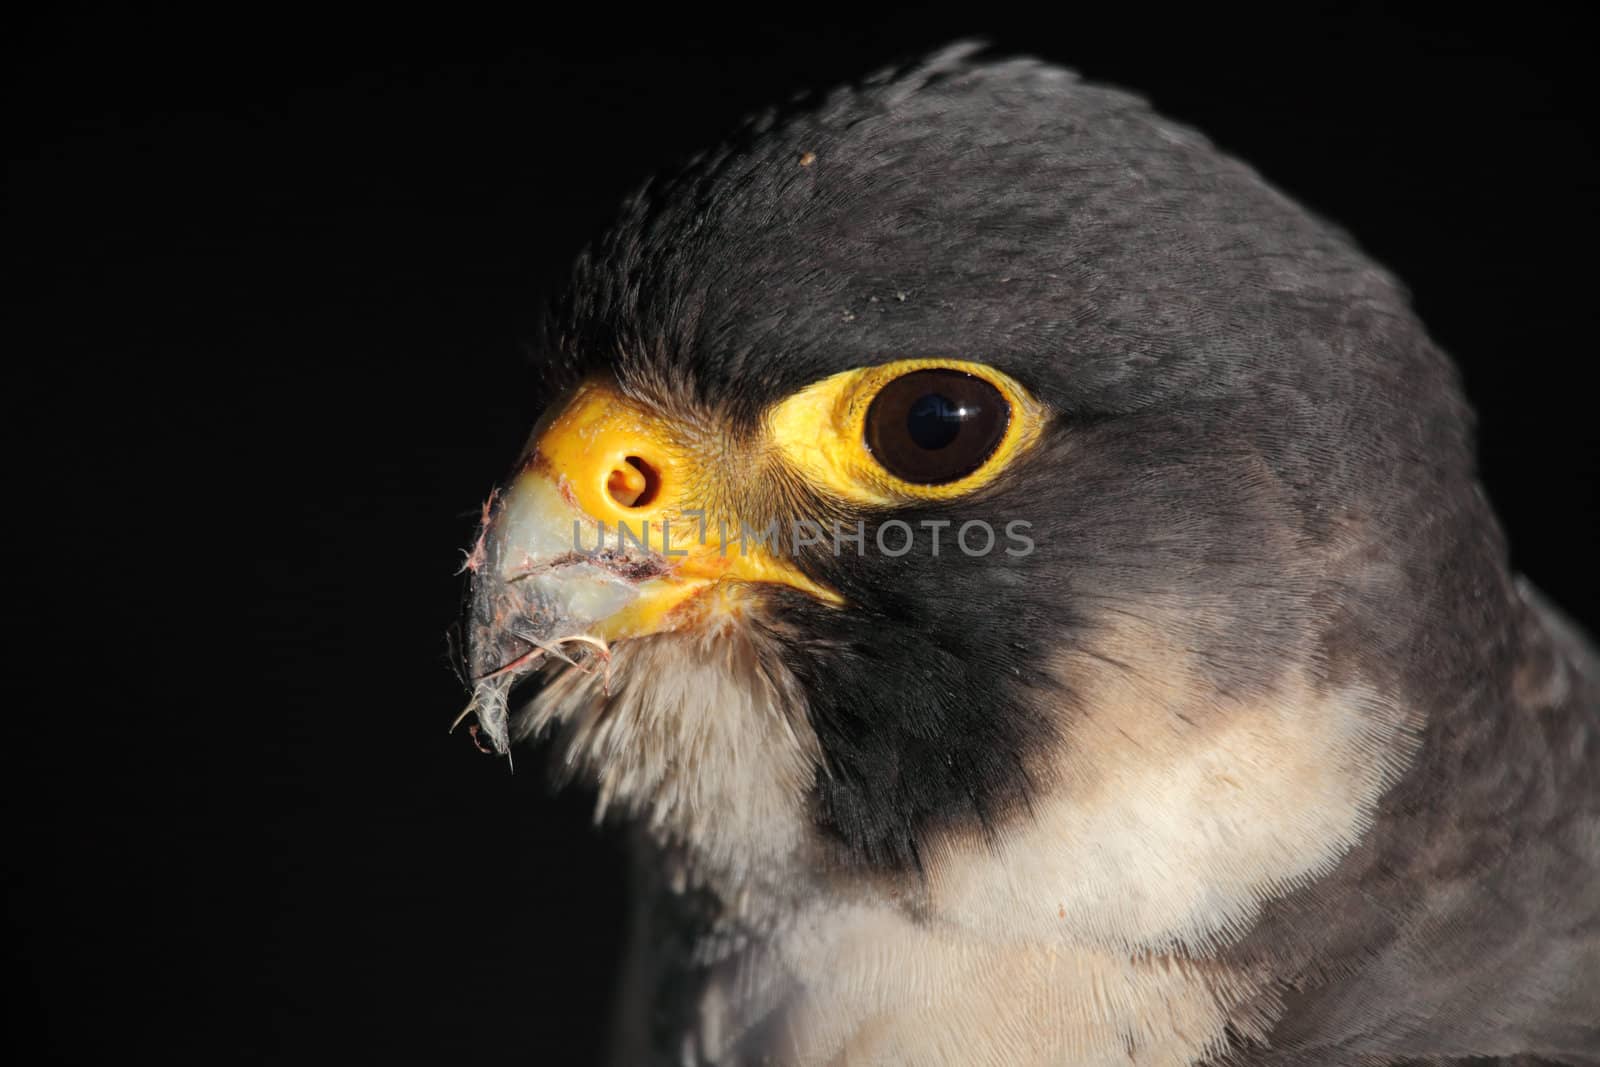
left=606, top=456, right=661, bottom=509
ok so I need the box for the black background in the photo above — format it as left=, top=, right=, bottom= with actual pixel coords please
left=9, top=5, right=1597, bottom=1064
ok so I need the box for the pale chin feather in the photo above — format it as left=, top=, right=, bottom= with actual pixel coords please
left=513, top=620, right=825, bottom=886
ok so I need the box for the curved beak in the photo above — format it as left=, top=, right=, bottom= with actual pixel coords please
left=460, top=379, right=837, bottom=751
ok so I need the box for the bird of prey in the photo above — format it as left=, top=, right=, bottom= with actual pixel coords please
left=459, top=43, right=1599, bottom=1066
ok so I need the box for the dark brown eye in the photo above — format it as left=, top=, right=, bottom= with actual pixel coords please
left=864, top=369, right=1010, bottom=485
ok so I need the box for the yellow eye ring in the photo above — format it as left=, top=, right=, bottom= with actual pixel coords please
left=764, top=359, right=1047, bottom=506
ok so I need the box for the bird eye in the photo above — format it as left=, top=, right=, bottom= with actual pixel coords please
left=864, top=369, right=1011, bottom=485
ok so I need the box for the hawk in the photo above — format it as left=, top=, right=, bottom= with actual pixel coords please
left=459, top=44, right=1599, bottom=1066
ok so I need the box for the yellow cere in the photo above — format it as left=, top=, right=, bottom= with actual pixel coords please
left=526, top=379, right=842, bottom=614
left=763, top=358, right=1047, bottom=507
left=533, top=379, right=693, bottom=530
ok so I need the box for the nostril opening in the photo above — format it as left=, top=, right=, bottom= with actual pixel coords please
left=606, top=456, right=661, bottom=508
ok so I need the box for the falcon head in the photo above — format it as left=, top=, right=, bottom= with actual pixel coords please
left=458, top=45, right=1478, bottom=958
